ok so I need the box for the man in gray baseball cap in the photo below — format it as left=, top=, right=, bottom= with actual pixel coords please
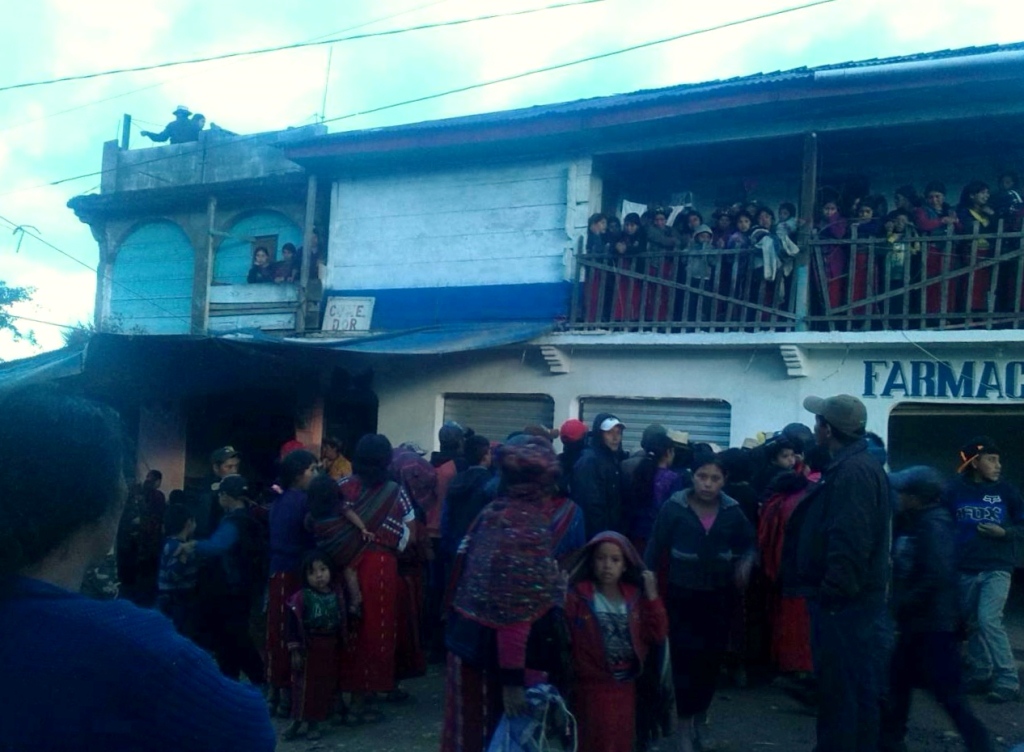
left=792, top=393, right=892, bottom=752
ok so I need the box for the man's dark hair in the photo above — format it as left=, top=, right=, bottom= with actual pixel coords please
left=279, top=449, right=318, bottom=489
left=322, top=436, right=344, bottom=452
left=465, top=435, right=491, bottom=466
left=163, top=503, right=193, bottom=536
left=0, top=388, right=127, bottom=577
left=306, top=473, right=340, bottom=520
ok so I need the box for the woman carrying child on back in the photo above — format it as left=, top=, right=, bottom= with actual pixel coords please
left=565, top=532, right=668, bottom=752
left=283, top=550, right=349, bottom=742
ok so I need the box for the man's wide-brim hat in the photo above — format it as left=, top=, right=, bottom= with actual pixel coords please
left=173, top=105, right=191, bottom=116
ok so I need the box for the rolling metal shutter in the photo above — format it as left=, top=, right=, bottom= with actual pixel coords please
left=443, top=393, right=555, bottom=442
left=579, top=397, right=732, bottom=449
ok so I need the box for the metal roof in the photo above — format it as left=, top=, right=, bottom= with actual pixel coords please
left=286, top=41, right=1024, bottom=151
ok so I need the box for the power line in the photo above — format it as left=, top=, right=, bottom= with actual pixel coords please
left=2, top=312, right=81, bottom=331
left=0, top=0, right=455, bottom=135
left=6, top=0, right=837, bottom=199
left=0, top=214, right=193, bottom=326
left=316, top=0, right=838, bottom=129
left=0, top=0, right=607, bottom=94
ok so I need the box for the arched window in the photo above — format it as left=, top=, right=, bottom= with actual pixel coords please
left=111, top=221, right=194, bottom=334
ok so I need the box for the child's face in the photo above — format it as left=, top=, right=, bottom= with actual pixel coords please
left=282, top=248, right=294, bottom=260
left=254, top=249, right=269, bottom=266
left=778, top=207, right=792, bottom=221
left=1001, top=175, right=1015, bottom=191
left=736, top=216, right=751, bottom=232
left=717, top=215, right=731, bottom=230
left=972, top=453, right=1001, bottom=483
left=624, top=221, right=639, bottom=235
left=773, top=448, right=797, bottom=471
left=615, top=239, right=628, bottom=254
left=894, top=214, right=909, bottom=231
left=696, top=232, right=712, bottom=244
left=822, top=203, right=838, bottom=219
left=688, top=214, right=701, bottom=230
left=693, top=464, right=726, bottom=502
left=307, top=560, right=332, bottom=592
left=591, top=218, right=607, bottom=234
left=926, top=191, right=945, bottom=211
left=593, top=542, right=626, bottom=587
left=653, top=214, right=667, bottom=229
left=758, top=211, right=773, bottom=229
left=972, top=188, right=990, bottom=206
left=858, top=206, right=874, bottom=220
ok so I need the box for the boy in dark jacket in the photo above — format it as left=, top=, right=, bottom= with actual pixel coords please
left=881, top=466, right=993, bottom=752
left=945, top=436, right=1023, bottom=703
left=572, top=413, right=628, bottom=539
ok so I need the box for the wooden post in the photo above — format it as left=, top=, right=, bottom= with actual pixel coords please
left=191, top=196, right=216, bottom=334
left=794, top=132, right=818, bottom=332
left=296, top=173, right=318, bottom=333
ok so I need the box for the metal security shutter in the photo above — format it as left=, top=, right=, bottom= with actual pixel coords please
left=443, top=393, right=555, bottom=442
left=579, top=397, right=732, bottom=449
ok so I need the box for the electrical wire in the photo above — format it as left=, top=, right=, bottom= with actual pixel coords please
left=2, top=312, right=82, bottom=331
left=0, top=214, right=194, bottom=326
left=0, top=0, right=607, bottom=94
left=0, top=0, right=455, bottom=135
left=313, top=0, right=837, bottom=129
left=5, top=0, right=837, bottom=197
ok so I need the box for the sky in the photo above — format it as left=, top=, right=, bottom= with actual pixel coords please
left=0, top=0, right=1017, bottom=360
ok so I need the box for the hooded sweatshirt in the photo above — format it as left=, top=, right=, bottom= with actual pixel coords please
left=943, top=474, right=1023, bottom=573
left=572, top=413, right=628, bottom=539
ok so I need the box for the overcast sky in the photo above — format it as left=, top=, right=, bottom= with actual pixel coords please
left=0, top=0, right=1015, bottom=359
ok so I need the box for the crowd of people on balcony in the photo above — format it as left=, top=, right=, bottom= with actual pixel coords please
left=581, top=170, right=1024, bottom=327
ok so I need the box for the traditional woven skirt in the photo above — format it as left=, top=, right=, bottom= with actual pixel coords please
left=441, top=653, right=503, bottom=752
left=266, top=571, right=300, bottom=689
left=338, top=549, right=399, bottom=693
left=573, top=679, right=636, bottom=752
left=292, top=634, right=340, bottom=722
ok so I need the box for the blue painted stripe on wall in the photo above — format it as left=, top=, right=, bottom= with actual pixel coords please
left=322, top=282, right=569, bottom=330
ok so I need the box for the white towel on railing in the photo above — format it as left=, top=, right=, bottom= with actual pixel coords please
left=620, top=200, right=647, bottom=220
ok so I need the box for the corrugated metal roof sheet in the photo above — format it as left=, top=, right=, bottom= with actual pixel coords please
left=289, top=41, right=1024, bottom=147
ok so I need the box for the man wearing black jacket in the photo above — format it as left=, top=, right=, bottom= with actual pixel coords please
left=795, top=394, right=892, bottom=752
left=572, top=413, right=627, bottom=538
left=880, top=466, right=993, bottom=752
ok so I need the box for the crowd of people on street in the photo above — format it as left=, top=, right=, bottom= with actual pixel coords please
left=583, top=171, right=1024, bottom=325
left=1, top=383, right=1022, bottom=752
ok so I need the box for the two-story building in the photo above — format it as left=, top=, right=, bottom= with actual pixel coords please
left=66, top=41, right=1024, bottom=490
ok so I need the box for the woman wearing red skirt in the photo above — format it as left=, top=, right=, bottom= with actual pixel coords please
left=334, top=435, right=416, bottom=724
left=266, top=449, right=319, bottom=716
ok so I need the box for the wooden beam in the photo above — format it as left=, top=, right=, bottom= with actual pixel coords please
left=191, top=196, right=216, bottom=334
left=296, top=173, right=318, bottom=333
left=794, top=132, right=818, bottom=332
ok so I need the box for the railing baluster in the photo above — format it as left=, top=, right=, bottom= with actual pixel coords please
left=569, top=237, right=581, bottom=328
left=965, top=222, right=979, bottom=329
left=865, top=237, right=876, bottom=332
left=939, top=231, right=952, bottom=329
left=988, top=220, right=1002, bottom=330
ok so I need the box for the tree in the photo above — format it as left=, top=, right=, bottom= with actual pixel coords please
left=0, top=280, right=34, bottom=341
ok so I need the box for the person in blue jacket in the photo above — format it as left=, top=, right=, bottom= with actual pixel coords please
left=0, top=386, right=274, bottom=752
left=944, top=436, right=1024, bottom=703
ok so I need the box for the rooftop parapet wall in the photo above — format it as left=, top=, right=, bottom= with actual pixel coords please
left=100, top=124, right=326, bottom=194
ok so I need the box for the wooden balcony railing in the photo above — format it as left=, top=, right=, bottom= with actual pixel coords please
left=567, top=222, right=1024, bottom=333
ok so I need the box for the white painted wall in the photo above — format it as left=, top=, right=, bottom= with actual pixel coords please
left=370, top=339, right=1023, bottom=453
left=326, top=160, right=572, bottom=290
